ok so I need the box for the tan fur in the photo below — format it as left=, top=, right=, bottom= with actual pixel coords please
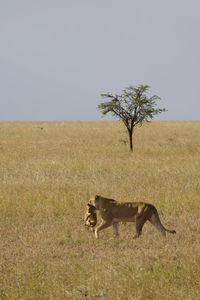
left=90, top=195, right=176, bottom=239
left=84, top=203, right=97, bottom=233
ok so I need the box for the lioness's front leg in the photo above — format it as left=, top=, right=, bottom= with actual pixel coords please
left=95, top=220, right=112, bottom=239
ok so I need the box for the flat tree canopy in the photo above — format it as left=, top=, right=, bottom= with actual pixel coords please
left=98, top=84, right=166, bottom=151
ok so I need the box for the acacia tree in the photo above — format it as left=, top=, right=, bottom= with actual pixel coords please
left=98, top=84, right=166, bottom=151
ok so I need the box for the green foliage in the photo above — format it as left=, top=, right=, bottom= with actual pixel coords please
left=98, top=85, right=166, bottom=150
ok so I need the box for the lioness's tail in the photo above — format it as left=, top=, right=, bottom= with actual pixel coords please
left=149, top=205, right=176, bottom=236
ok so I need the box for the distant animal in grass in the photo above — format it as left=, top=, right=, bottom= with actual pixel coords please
left=84, top=203, right=97, bottom=233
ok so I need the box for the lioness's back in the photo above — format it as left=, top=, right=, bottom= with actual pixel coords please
left=111, top=202, right=139, bottom=218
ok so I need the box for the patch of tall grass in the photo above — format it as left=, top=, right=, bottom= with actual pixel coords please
left=0, top=121, right=200, bottom=299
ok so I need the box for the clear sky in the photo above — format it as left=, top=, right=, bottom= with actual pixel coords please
left=0, top=0, right=199, bottom=121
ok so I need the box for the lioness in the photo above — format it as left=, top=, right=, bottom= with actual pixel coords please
left=84, top=203, right=97, bottom=233
left=91, top=195, right=176, bottom=239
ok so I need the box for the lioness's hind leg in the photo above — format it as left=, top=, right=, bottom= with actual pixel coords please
left=134, top=215, right=147, bottom=238
left=113, top=222, right=119, bottom=237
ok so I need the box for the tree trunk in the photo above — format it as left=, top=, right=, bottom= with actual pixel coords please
left=128, top=129, right=133, bottom=151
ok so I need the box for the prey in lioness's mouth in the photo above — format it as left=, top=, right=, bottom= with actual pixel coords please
left=84, top=203, right=97, bottom=233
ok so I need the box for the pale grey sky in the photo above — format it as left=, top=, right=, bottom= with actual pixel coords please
left=0, top=0, right=199, bottom=121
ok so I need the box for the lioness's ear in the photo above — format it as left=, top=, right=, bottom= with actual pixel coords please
left=87, top=203, right=92, bottom=207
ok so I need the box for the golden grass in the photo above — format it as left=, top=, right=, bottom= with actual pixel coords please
left=0, top=121, right=200, bottom=299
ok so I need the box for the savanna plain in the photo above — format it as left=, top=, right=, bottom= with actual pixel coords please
left=0, top=121, right=200, bottom=300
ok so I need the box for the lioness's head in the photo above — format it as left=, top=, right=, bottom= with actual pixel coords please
left=90, top=195, right=101, bottom=209
left=91, top=195, right=117, bottom=210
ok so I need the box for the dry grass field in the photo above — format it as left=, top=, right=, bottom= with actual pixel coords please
left=0, top=121, right=200, bottom=300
